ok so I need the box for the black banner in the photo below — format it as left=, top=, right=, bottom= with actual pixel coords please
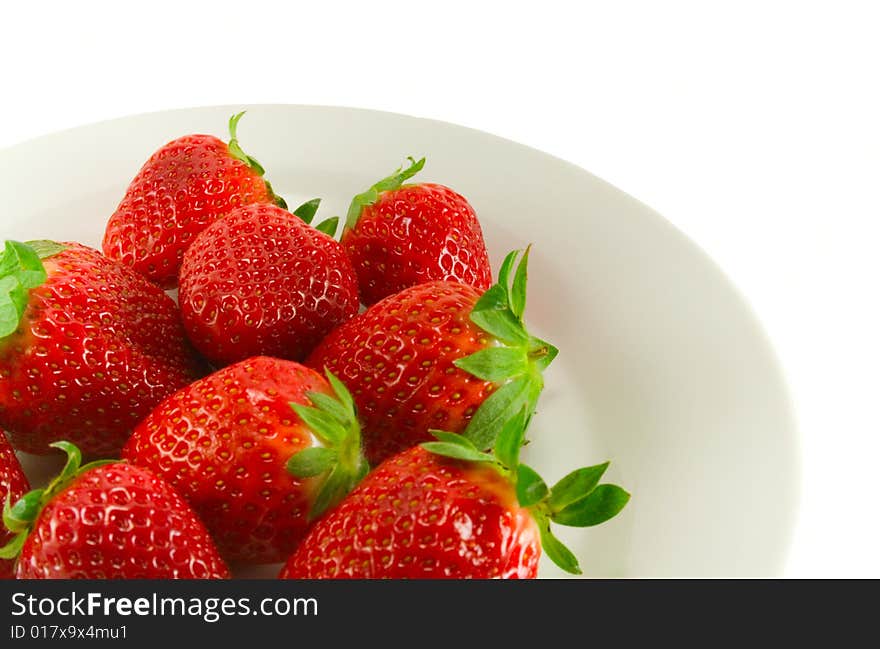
left=0, top=579, right=871, bottom=643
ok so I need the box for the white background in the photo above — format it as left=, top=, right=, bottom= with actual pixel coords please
left=1, top=0, right=877, bottom=577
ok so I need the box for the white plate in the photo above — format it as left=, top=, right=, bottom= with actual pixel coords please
left=0, top=105, right=799, bottom=578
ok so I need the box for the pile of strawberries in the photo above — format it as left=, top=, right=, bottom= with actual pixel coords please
left=0, top=113, right=628, bottom=579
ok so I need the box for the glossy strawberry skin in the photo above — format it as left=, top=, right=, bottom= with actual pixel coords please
left=342, top=183, right=492, bottom=306
left=123, top=356, right=331, bottom=564
left=0, top=244, right=202, bottom=456
left=103, top=134, right=273, bottom=288
left=179, top=204, right=359, bottom=368
left=307, top=281, right=494, bottom=466
left=279, top=446, right=540, bottom=579
left=16, top=462, right=229, bottom=579
left=0, top=433, right=30, bottom=579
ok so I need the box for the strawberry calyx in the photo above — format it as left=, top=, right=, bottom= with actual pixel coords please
left=344, top=156, right=426, bottom=231
left=422, top=409, right=631, bottom=575
left=314, top=217, right=340, bottom=238
left=286, top=370, right=370, bottom=521
left=226, top=111, right=288, bottom=210
left=292, top=198, right=321, bottom=224
left=0, top=239, right=66, bottom=341
left=291, top=198, right=341, bottom=239
left=453, top=246, right=558, bottom=450
left=0, top=441, right=114, bottom=561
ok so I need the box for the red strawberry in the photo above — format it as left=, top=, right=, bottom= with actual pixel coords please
left=0, top=433, right=29, bottom=579
left=178, top=201, right=358, bottom=367
left=307, top=248, right=556, bottom=465
left=1, top=442, right=229, bottom=579
left=279, top=412, right=630, bottom=578
left=341, top=157, right=492, bottom=305
left=0, top=240, right=202, bottom=456
left=103, top=112, right=285, bottom=288
left=123, top=356, right=368, bottom=564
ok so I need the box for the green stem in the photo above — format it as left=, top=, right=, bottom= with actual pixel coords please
left=0, top=441, right=114, bottom=560
left=226, top=112, right=286, bottom=209
left=286, top=370, right=369, bottom=521
left=344, top=156, right=425, bottom=230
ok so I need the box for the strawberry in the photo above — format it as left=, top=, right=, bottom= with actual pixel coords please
left=341, top=157, right=492, bottom=305
left=0, top=442, right=229, bottom=579
left=0, top=240, right=202, bottom=456
left=178, top=201, right=358, bottom=367
left=306, top=248, right=556, bottom=465
left=102, top=112, right=285, bottom=288
left=122, top=356, right=368, bottom=564
left=279, top=411, right=630, bottom=578
left=0, top=433, right=29, bottom=579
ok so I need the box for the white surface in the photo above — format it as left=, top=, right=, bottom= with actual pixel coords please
left=0, top=1, right=877, bottom=577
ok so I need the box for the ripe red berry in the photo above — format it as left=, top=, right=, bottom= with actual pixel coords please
left=307, top=248, right=556, bottom=465
left=280, top=411, right=630, bottom=579
left=178, top=202, right=359, bottom=367
left=1, top=442, right=230, bottom=579
left=0, top=240, right=202, bottom=456
left=123, top=357, right=367, bottom=564
left=103, top=112, right=285, bottom=288
left=341, top=157, right=491, bottom=305
left=0, top=433, right=29, bottom=579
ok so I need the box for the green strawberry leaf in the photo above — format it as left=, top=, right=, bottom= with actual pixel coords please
left=293, top=198, right=321, bottom=224
left=226, top=111, right=285, bottom=208
left=497, top=249, right=519, bottom=294
left=516, top=463, right=549, bottom=507
left=428, top=430, right=478, bottom=448
left=266, top=181, right=287, bottom=209
left=0, top=531, right=27, bottom=560
left=227, top=112, right=265, bottom=175
left=287, top=370, right=367, bottom=521
left=0, top=251, right=15, bottom=277
left=315, top=217, right=340, bottom=237
left=3, top=240, right=47, bottom=288
left=0, top=440, right=118, bottom=563
left=537, top=518, right=583, bottom=575
left=305, top=391, right=352, bottom=427
left=287, top=447, right=338, bottom=478
left=372, top=156, right=425, bottom=193
left=1, top=493, right=16, bottom=533
left=510, top=245, right=530, bottom=320
left=325, top=369, right=356, bottom=415
left=3, top=489, right=44, bottom=533
left=469, top=309, right=530, bottom=346
left=0, top=276, right=28, bottom=339
left=345, top=156, right=425, bottom=230
left=44, top=441, right=82, bottom=495
left=493, top=407, right=527, bottom=470
left=462, top=375, right=531, bottom=450
left=423, top=429, right=495, bottom=462
left=0, top=240, right=62, bottom=274
left=466, top=246, right=539, bottom=350
left=23, top=240, right=65, bottom=261
left=454, top=346, right=529, bottom=383
left=552, top=484, right=631, bottom=528
left=471, top=283, right=509, bottom=313
left=290, top=403, right=347, bottom=445
left=426, top=406, right=629, bottom=576
left=308, top=464, right=350, bottom=521
left=548, top=462, right=610, bottom=512
left=0, top=240, right=61, bottom=340
left=528, top=337, right=559, bottom=372
left=77, top=459, right=117, bottom=474
left=421, top=442, right=495, bottom=464
left=456, top=248, right=554, bottom=455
